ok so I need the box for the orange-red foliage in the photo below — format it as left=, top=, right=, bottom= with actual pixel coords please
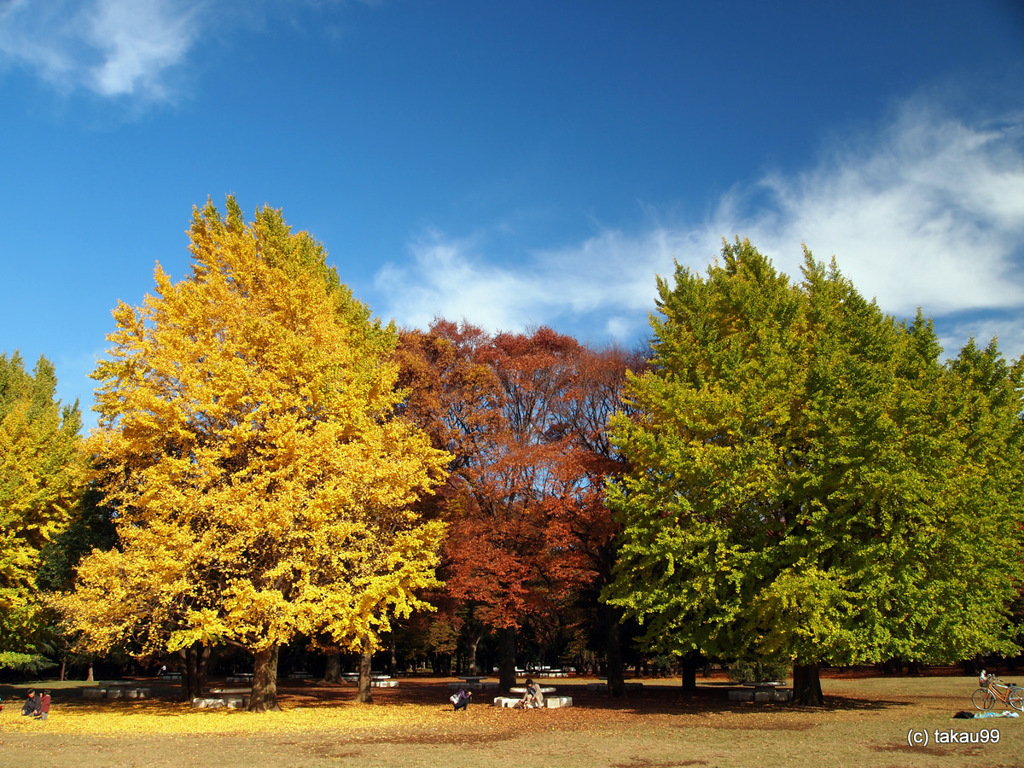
left=396, top=321, right=642, bottom=639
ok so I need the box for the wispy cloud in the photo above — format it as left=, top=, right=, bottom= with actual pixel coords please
left=376, top=100, right=1024, bottom=356
left=375, top=226, right=718, bottom=343
left=738, top=101, right=1024, bottom=317
left=0, top=0, right=203, bottom=100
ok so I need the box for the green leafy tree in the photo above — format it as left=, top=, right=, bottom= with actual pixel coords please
left=0, top=352, right=85, bottom=672
left=606, top=239, right=1024, bottom=704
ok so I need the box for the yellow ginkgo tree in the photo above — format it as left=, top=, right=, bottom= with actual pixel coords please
left=0, top=353, right=84, bottom=672
left=59, top=198, right=449, bottom=711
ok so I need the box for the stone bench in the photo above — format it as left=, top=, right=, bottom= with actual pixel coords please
left=192, top=695, right=249, bottom=709
left=728, top=686, right=792, bottom=703
left=83, top=687, right=151, bottom=700
left=493, top=695, right=572, bottom=708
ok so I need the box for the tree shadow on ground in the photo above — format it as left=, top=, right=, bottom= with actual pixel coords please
left=274, top=678, right=912, bottom=717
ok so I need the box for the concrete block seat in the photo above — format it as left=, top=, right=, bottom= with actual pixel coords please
left=493, top=695, right=572, bottom=709
left=728, top=685, right=792, bottom=703
left=335, top=673, right=399, bottom=688
left=85, top=685, right=152, bottom=700
left=192, top=695, right=249, bottom=709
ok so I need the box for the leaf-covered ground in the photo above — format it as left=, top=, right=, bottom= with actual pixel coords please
left=1, top=673, right=1021, bottom=767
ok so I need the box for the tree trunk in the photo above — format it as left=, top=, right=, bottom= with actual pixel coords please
left=604, top=605, right=625, bottom=697
left=179, top=642, right=209, bottom=701
left=681, top=652, right=701, bottom=691
left=792, top=663, right=824, bottom=706
left=178, top=648, right=189, bottom=700
left=248, top=646, right=281, bottom=712
left=467, top=629, right=484, bottom=675
left=355, top=649, right=374, bottom=704
left=498, top=625, right=517, bottom=693
left=86, top=661, right=94, bottom=682
left=322, top=651, right=342, bottom=683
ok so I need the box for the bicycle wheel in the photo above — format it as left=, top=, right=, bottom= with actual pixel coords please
left=973, top=688, right=996, bottom=711
left=1008, top=687, right=1024, bottom=712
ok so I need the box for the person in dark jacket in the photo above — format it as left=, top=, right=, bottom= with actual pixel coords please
left=21, top=690, right=40, bottom=717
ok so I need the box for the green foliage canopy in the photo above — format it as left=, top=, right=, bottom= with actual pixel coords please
left=605, top=239, right=1024, bottom=669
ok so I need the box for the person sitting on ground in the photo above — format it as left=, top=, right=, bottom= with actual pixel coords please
left=37, top=690, right=51, bottom=721
left=518, top=678, right=544, bottom=709
left=451, top=687, right=472, bottom=711
left=21, top=690, right=40, bottom=717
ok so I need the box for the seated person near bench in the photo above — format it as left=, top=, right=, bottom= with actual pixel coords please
left=517, top=679, right=544, bottom=709
left=21, top=690, right=40, bottom=717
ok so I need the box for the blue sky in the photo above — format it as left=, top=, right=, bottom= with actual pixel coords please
left=1, top=0, right=1023, bottom=427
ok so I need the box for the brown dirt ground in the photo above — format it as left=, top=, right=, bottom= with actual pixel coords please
left=1, top=670, right=1023, bottom=768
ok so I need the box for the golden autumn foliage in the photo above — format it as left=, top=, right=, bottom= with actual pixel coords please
left=59, top=199, right=449, bottom=704
left=0, top=353, right=84, bottom=667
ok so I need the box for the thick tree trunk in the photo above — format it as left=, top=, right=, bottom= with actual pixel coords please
left=498, top=626, right=517, bottom=693
left=248, top=646, right=281, bottom=712
left=198, top=645, right=210, bottom=695
left=604, top=606, right=625, bottom=697
left=681, top=653, right=701, bottom=691
left=86, top=661, right=94, bottom=682
left=323, top=651, right=342, bottom=683
left=792, top=663, right=824, bottom=706
left=179, top=642, right=210, bottom=701
left=467, top=629, right=484, bottom=675
left=355, top=649, right=374, bottom=704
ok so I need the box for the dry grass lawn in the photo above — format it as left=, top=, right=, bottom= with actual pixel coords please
left=1, top=671, right=1022, bottom=768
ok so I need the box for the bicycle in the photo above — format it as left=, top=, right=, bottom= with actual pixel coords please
left=972, top=670, right=1024, bottom=712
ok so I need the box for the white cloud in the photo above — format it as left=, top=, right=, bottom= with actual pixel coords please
left=376, top=102, right=1024, bottom=356
left=737, top=104, right=1024, bottom=317
left=87, top=0, right=199, bottom=98
left=375, top=231, right=548, bottom=333
left=0, top=0, right=203, bottom=100
left=375, top=226, right=716, bottom=341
